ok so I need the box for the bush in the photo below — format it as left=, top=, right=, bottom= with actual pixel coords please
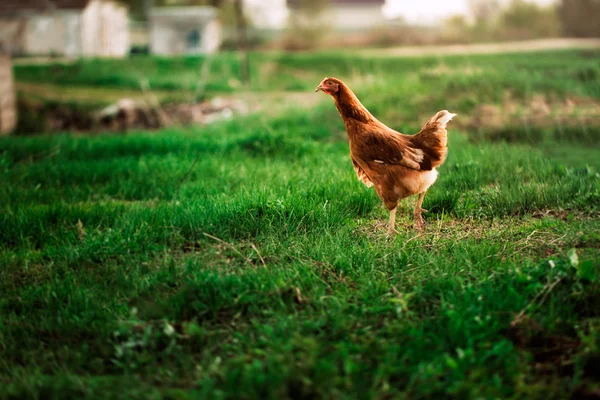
left=559, top=0, right=600, bottom=37
left=441, top=0, right=562, bottom=43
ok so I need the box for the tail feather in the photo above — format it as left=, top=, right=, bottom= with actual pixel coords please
left=428, top=110, right=457, bottom=129
left=411, top=110, right=456, bottom=170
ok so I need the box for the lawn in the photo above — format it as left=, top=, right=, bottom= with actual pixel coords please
left=1, top=49, right=599, bottom=399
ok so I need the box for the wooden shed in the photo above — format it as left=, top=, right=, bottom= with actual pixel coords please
left=0, top=54, right=16, bottom=135
left=150, top=7, right=222, bottom=55
left=0, top=0, right=130, bottom=58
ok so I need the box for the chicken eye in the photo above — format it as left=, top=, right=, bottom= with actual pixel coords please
left=327, top=81, right=333, bottom=85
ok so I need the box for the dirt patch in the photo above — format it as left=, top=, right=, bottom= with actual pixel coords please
left=464, top=93, right=600, bottom=134
left=353, top=212, right=599, bottom=262
left=572, top=387, right=600, bottom=400
left=363, top=38, right=600, bottom=58
left=236, top=91, right=324, bottom=114
left=15, top=89, right=324, bottom=134
left=421, top=64, right=485, bottom=78
left=16, top=96, right=252, bottom=134
left=507, top=316, right=580, bottom=377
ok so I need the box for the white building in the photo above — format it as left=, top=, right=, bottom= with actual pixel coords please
left=150, top=7, right=222, bottom=56
left=287, top=0, right=386, bottom=31
left=0, top=0, right=129, bottom=58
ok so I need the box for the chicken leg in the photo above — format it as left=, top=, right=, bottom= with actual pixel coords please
left=388, top=207, right=397, bottom=236
left=414, top=192, right=428, bottom=231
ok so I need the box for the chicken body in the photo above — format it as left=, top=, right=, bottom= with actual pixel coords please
left=316, top=77, right=456, bottom=234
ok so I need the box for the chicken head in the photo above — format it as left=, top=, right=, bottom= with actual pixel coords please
left=315, top=77, right=340, bottom=95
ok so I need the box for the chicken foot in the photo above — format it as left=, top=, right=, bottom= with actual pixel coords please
left=414, top=191, right=428, bottom=231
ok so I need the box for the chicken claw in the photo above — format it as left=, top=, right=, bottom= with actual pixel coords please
left=414, top=214, right=426, bottom=231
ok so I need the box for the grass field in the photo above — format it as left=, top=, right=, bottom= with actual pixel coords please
left=1, top=49, right=600, bottom=399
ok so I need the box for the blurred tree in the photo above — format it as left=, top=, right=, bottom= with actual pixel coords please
left=143, top=0, right=153, bottom=20
left=443, top=15, right=472, bottom=43
left=290, top=0, right=329, bottom=14
left=501, top=0, right=561, bottom=39
left=468, top=0, right=501, bottom=24
left=121, top=0, right=230, bottom=21
left=467, top=0, right=501, bottom=41
left=559, top=0, right=600, bottom=37
left=233, top=0, right=250, bottom=84
left=443, top=0, right=562, bottom=43
left=284, top=0, right=330, bottom=50
left=118, top=0, right=149, bottom=20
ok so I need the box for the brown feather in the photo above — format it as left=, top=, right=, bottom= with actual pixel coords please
left=352, top=158, right=373, bottom=187
left=324, top=77, right=455, bottom=211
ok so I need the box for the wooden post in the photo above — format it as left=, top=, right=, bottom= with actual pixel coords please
left=0, top=54, right=17, bottom=135
left=143, top=0, right=154, bottom=21
left=233, top=0, right=250, bottom=85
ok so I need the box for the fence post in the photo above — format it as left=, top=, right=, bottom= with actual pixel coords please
left=0, top=53, right=16, bottom=135
left=233, top=0, right=250, bottom=86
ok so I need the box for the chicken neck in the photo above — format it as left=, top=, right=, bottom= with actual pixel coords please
left=332, top=83, right=377, bottom=130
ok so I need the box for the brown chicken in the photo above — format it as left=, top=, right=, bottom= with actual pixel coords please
left=315, top=77, right=456, bottom=235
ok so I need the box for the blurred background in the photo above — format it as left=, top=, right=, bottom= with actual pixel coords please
left=2, top=0, right=600, bottom=56
left=0, top=0, right=599, bottom=135
left=1, top=3, right=600, bottom=396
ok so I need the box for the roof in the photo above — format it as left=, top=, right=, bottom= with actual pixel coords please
left=0, top=0, right=93, bottom=15
left=288, top=0, right=385, bottom=7
left=150, top=6, right=218, bottom=24
left=150, top=6, right=218, bottom=18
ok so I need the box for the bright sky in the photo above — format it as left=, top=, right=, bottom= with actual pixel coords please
left=244, top=0, right=558, bottom=28
left=383, top=0, right=557, bottom=23
left=383, top=0, right=470, bottom=23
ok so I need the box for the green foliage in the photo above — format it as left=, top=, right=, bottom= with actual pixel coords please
left=444, top=0, right=562, bottom=43
left=121, top=0, right=229, bottom=22
left=1, top=49, right=600, bottom=398
left=559, top=0, right=600, bottom=38
left=14, top=50, right=600, bottom=100
left=501, top=0, right=562, bottom=39
left=282, top=0, right=331, bottom=50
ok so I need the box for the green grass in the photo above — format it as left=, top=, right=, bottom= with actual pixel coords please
left=1, top=50, right=600, bottom=399
left=16, top=82, right=198, bottom=108
left=14, top=49, right=600, bottom=139
left=14, top=50, right=600, bottom=97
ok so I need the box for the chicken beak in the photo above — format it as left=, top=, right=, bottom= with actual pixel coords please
left=315, top=85, right=324, bottom=92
